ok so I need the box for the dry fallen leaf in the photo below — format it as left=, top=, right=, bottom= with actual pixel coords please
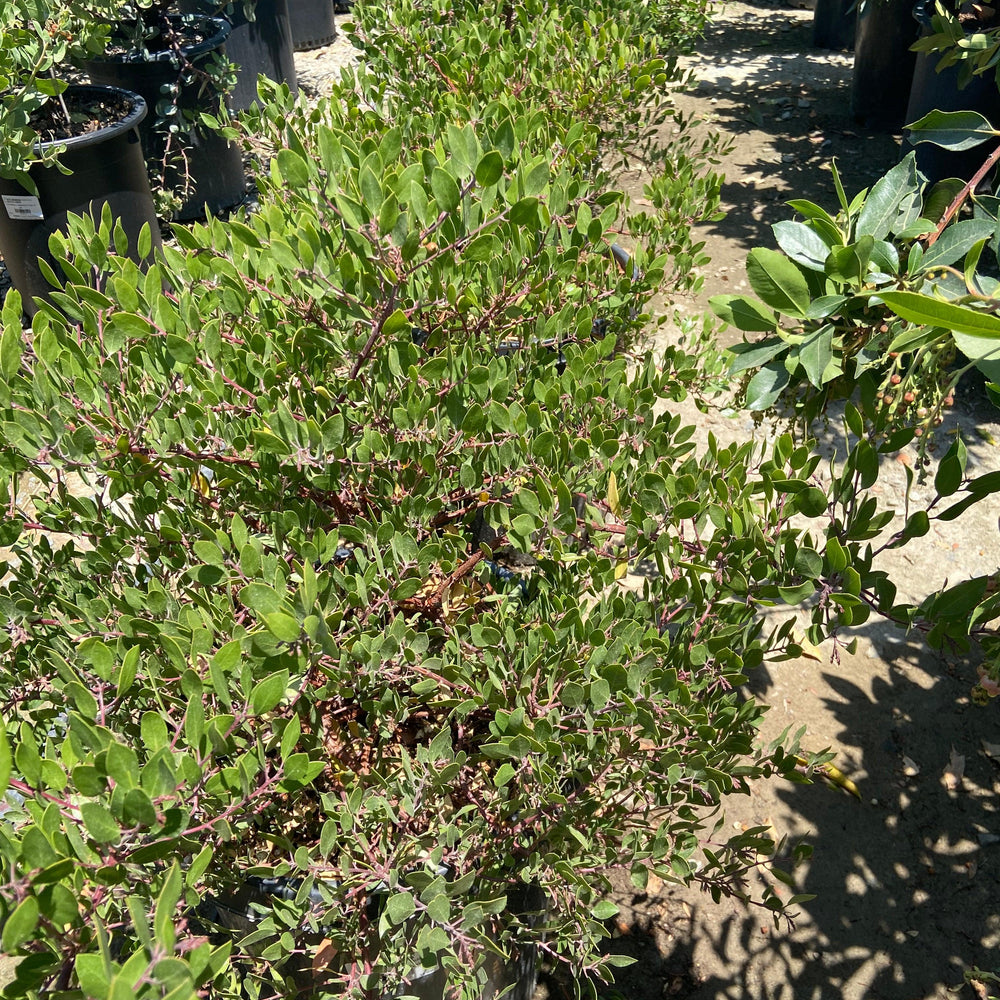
left=942, top=747, right=966, bottom=791
left=790, top=628, right=824, bottom=662
left=312, top=939, right=338, bottom=973
left=982, top=740, right=1000, bottom=759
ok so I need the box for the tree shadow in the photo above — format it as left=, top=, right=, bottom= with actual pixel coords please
left=683, top=627, right=1000, bottom=1000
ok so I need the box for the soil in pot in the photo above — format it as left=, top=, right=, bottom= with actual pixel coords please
left=85, top=15, right=247, bottom=221
left=0, top=85, right=162, bottom=315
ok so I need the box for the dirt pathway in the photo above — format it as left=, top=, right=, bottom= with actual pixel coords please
left=566, top=4, right=1000, bottom=1000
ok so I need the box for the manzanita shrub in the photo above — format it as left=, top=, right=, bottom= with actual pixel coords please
left=340, top=0, right=728, bottom=300
left=0, top=33, right=922, bottom=1000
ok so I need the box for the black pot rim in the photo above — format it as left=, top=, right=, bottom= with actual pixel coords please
left=92, top=14, right=232, bottom=65
left=34, top=84, right=148, bottom=154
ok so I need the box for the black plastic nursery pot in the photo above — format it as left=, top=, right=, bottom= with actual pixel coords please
left=0, top=85, right=161, bottom=315
left=183, top=0, right=299, bottom=112
left=851, top=0, right=920, bottom=126
left=85, top=15, right=246, bottom=221
left=288, top=0, right=338, bottom=51
left=813, top=0, right=855, bottom=50
left=903, top=21, right=1000, bottom=184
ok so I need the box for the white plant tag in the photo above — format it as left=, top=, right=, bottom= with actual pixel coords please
left=2, top=195, right=44, bottom=220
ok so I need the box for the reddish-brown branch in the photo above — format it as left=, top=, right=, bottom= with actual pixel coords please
left=926, top=142, right=1000, bottom=248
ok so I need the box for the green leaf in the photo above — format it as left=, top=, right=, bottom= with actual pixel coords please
left=878, top=291, right=1000, bottom=339
left=80, top=802, right=121, bottom=845
left=870, top=240, right=900, bottom=276
left=464, top=234, right=500, bottom=261
left=2, top=896, right=39, bottom=951
left=825, top=236, right=873, bottom=283
left=890, top=509, right=930, bottom=546
left=76, top=953, right=110, bottom=997
left=165, top=334, right=196, bottom=366
left=106, top=312, right=154, bottom=341
left=745, top=360, right=790, bottom=410
left=793, top=547, right=823, bottom=578
left=794, top=487, right=828, bottom=517
left=934, top=437, right=967, bottom=498
left=710, top=295, right=779, bottom=333
left=359, top=165, right=383, bottom=210
left=378, top=193, right=400, bottom=234
left=924, top=178, right=966, bottom=223
left=906, top=109, right=997, bottom=150
left=745, top=248, right=811, bottom=316
left=493, top=762, right=516, bottom=787
left=920, top=219, right=996, bottom=271
left=386, top=891, right=416, bottom=925
left=105, top=741, right=139, bottom=788
left=253, top=428, right=291, bottom=456
left=0, top=727, right=10, bottom=799
left=591, top=900, right=619, bottom=920
left=141, top=712, right=169, bottom=752
left=523, top=161, right=549, bottom=196
left=186, top=845, right=214, bottom=886
left=772, top=220, right=831, bottom=271
left=510, top=197, right=539, bottom=226
left=378, top=126, right=402, bottom=167
left=123, top=788, right=157, bottom=828
left=280, top=714, right=301, bottom=760
left=727, top=337, right=786, bottom=374
left=856, top=155, right=921, bottom=241
left=239, top=583, right=286, bottom=616
left=431, top=168, right=461, bottom=213
left=804, top=294, right=849, bottom=320
left=275, top=149, right=311, bottom=188
left=797, top=325, right=834, bottom=388
left=830, top=158, right=850, bottom=214
left=0, top=323, right=22, bottom=378
left=264, top=612, right=301, bottom=642
left=475, top=150, right=504, bottom=186
left=155, top=862, right=182, bottom=950
left=844, top=402, right=863, bottom=438
left=927, top=577, right=988, bottom=619
left=825, top=536, right=848, bottom=572
left=383, top=308, right=409, bottom=337
left=250, top=670, right=289, bottom=715
left=778, top=580, right=815, bottom=603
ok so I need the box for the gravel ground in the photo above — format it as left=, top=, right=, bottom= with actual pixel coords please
left=292, top=13, right=359, bottom=94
